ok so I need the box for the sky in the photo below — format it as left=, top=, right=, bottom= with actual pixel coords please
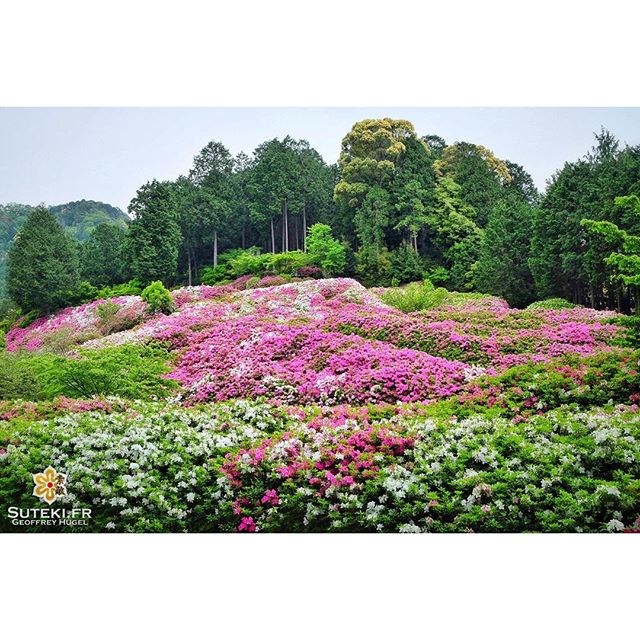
left=1, top=107, right=639, bottom=212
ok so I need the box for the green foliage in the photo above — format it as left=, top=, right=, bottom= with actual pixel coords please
left=608, top=315, right=640, bottom=349
left=447, top=232, right=483, bottom=292
left=141, top=281, right=175, bottom=315
left=355, top=247, right=393, bottom=287
left=266, top=251, right=312, bottom=276
left=0, top=345, right=175, bottom=401
left=80, top=223, right=128, bottom=286
left=389, top=244, right=425, bottom=284
left=128, top=180, right=182, bottom=285
left=475, top=196, right=536, bottom=307
left=305, top=224, right=346, bottom=276
left=526, top=298, right=578, bottom=310
left=582, top=196, right=640, bottom=294
left=531, top=129, right=640, bottom=309
left=6, top=206, right=80, bottom=314
left=96, top=280, right=143, bottom=298
left=381, top=280, right=449, bottom=312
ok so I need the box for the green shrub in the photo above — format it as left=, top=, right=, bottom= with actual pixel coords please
left=355, top=247, right=393, bottom=287
left=65, top=281, right=100, bottom=306
left=200, top=264, right=229, bottom=285
left=0, top=352, right=45, bottom=400
left=96, top=280, right=143, bottom=298
left=0, top=345, right=176, bottom=401
left=227, top=249, right=270, bottom=277
left=608, top=315, right=640, bottom=349
left=527, top=297, right=578, bottom=310
left=425, top=266, right=450, bottom=286
left=305, top=224, right=346, bottom=277
left=381, top=280, right=449, bottom=312
left=141, top=281, right=175, bottom=315
left=265, top=251, right=313, bottom=276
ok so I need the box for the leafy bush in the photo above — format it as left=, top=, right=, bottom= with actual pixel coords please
left=0, top=352, right=44, bottom=400
left=381, top=280, right=449, bottom=312
left=96, top=280, right=143, bottom=298
left=141, top=281, right=175, bottom=315
left=355, top=247, right=393, bottom=287
left=425, top=266, right=450, bottom=286
left=227, top=249, right=270, bottom=277
left=65, top=280, right=100, bottom=306
left=305, top=224, right=346, bottom=276
left=1, top=401, right=638, bottom=532
left=527, top=298, right=578, bottom=310
left=297, top=265, right=322, bottom=279
left=200, top=264, right=229, bottom=285
left=0, top=345, right=175, bottom=401
left=265, top=251, right=312, bottom=276
left=608, top=314, right=640, bottom=349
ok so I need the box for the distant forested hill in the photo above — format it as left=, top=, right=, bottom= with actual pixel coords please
left=0, top=200, right=129, bottom=297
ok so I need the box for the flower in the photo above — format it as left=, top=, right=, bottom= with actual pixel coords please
left=260, top=489, right=280, bottom=506
left=238, top=517, right=257, bottom=532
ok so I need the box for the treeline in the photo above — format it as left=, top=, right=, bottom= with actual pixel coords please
left=5, top=119, right=640, bottom=316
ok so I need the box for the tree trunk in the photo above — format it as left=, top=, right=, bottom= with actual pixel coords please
left=213, top=230, right=218, bottom=267
left=187, top=250, right=192, bottom=286
left=284, top=199, right=289, bottom=253
left=271, top=217, right=275, bottom=254
left=302, top=202, right=307, bottom=252
left=294, top=215, right=299, bottom=251
left=241, top=222, right=246, bottom=249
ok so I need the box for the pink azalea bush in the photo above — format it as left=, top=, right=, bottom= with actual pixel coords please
left=4, top=277, right=630, bottom=409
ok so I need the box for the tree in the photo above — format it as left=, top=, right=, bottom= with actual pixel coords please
left=294, top=141, right=334, bottom=251
left=247, top=137, right=303, bottom=253
left=128, top=180, right=182, bottom=285
left=334, top=118, right=416, bottom=215
left=434, top=142, right=511, bottom=226
left=391, top=136, right=436, bottom=252
left=305, top=224, right=346, bottom=276
left=531, top=130, right=640, bottom=308
left=581, top=195, right=640, bottom=313
left=476, top=195, right=536, bottom=307
left=188, top=141, right=236, bottom=267
left=7, top=206, right=79, bottom=314
left=80, top=223, right=127, bottom=286
left=354, top=186, right=390, bottom=253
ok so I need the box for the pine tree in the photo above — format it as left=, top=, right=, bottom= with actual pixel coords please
left=7, top=206, right=79, bottom=314
left=127, top=180, right=182, bottom=285
left=476, top=196, right=536, bottom=307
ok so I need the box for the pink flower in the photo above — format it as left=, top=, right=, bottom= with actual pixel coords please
left=260, top=489, right=280, bottom=506
left=238, top=517, right=256, bottom=532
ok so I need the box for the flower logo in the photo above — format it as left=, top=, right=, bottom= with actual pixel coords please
left=33, top=466, right=67, bottom=505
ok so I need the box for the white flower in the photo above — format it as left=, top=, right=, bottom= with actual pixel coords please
left=105, top=522, right=116, bottom=529
left=606, top=519, right=625, bottom=532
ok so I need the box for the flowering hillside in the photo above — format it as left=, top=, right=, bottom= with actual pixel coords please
left=1, top=278, right=639, bottom=532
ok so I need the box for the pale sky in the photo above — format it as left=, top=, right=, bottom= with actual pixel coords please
left=1, top=107, right=639, bottom=212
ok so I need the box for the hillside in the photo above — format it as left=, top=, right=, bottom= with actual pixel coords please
left=1, top=277, right=638, bottom=533
left=0, top=200, right=129, bottom=297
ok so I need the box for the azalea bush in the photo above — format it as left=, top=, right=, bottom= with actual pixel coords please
left=1, top=277, right=638, bottom=533
left=1, top=401, right=638, bottom=533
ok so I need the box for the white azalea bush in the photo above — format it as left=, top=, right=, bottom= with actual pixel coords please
left=1, top=400, right=638, bottom=532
